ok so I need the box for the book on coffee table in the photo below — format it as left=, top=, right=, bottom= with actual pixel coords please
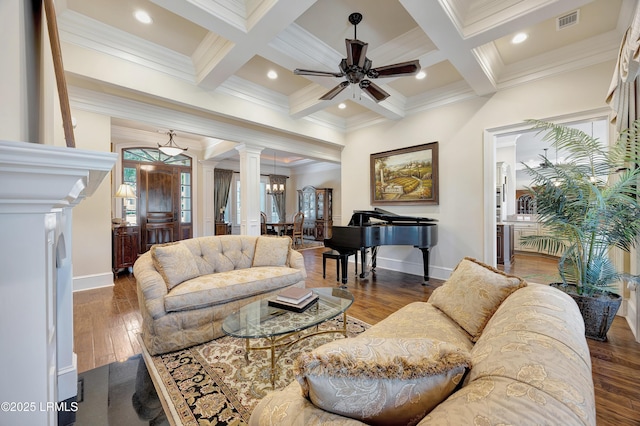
left=268, top=293, right=319, bottom=313
left=276, top=287, right=314, bottom=305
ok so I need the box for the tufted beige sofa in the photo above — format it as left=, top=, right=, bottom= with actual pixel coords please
left=134, top=235, right=306, bottom=355
left=250, top=282, right=596, bottom=425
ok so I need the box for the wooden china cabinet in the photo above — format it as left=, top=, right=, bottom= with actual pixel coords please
left=297, top=186, right=333, bottom=240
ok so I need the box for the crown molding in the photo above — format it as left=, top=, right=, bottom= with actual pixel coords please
left=218, top=75, right=289, bottom=114
left=58, top=10, right=196, bottom=82
left=181, top=0, right=247, bottom=32
left=69, top=86, right=343, bottom=163
left=369, top=27, right=436, bottom=66
left=497, top=30, right=620, bottom=89
left=405, top=80, right=477, bottom=115
left=269, top=23, right=342, bottom=70
left=192, top=33, right=235, bottom=83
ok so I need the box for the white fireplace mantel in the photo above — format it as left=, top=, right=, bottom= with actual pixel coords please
left=0, top=140, right=116, bottom=426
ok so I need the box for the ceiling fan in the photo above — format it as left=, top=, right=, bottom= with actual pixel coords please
left=293, top=12, right=421, bottom=103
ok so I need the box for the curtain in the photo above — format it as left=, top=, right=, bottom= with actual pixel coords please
left=606, top=5, right=640, bottom=132
left=269, top=174, right=287, bottom=221
left=214, top=169, right=233, bottom=221
left=607, top=4, right=640, bottom=340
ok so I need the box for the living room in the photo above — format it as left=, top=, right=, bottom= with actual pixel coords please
left=2, top=0, right=640, bottom=425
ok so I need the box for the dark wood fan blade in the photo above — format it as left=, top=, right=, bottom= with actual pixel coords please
left=345, top=39, right=368, bottom=68
left=367, top=60, right=420, bottom=78
left=359, top=80, right=389, bottom=102
left=294, top=69, right=344, bottom=78
left=320, top=81, right=350, bottom=100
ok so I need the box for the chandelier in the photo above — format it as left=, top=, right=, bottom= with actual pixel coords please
left=266, top=153, right=285, bottom=194
left=158, top=130, right=187, bottom=156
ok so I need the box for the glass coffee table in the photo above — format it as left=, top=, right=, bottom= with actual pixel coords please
left=222, top=287, right=354, bottom=387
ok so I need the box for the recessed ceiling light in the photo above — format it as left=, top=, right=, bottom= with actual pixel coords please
left=338, top=103, right=346, bottom=109
left=416, top=71, right=427, bottom=80
left=267, top=70, right=278, bottom=79
left=134, top=10, right=153, bottom=24
left=511, top=33, right=528, bottom=44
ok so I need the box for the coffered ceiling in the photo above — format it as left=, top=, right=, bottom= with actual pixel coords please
left=56, top=0, right=633, bottom=166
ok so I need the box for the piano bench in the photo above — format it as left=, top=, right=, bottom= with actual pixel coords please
left=322, top=249, right=357, bottom=285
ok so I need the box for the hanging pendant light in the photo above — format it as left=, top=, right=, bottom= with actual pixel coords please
left=158, top=130, right=187, bottom=156
left=267, top=153, right=285, bottom=194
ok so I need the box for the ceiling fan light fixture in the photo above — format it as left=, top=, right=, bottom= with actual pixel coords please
left=293, top=12, right=420, bottom=103
left=158, top=130, right=187, bottom=157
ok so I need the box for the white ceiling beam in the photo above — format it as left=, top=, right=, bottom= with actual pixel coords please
left=400, top=0, right=497, bottom=96
left=158, top=0, right=317, bottom=90
left=289, top=85, right=343, bottom=119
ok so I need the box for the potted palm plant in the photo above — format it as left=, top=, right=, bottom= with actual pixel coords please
left=521, top=119, right=640, bottom=341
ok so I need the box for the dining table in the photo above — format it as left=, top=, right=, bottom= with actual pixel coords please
left=265, top=222, right=293, bottom=236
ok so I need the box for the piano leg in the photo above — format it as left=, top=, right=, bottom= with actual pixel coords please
left=420, top=247, right=431, bottom=285
left=359, top=248, right=368, bottom=279
left=340, top=255, right=349, bottom=286
left=371, top=246, right=379, bottom=271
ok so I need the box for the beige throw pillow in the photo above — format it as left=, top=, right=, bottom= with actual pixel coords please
left=151, top=242, right=200, bottom=291
left=294, top=337, right=471, bottom=426
left=252, top=236, right=291, bottom=267
left=429, top=257, right=527, bottom=342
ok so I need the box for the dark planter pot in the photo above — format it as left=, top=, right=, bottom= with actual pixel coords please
left=550, top=283, right=622, bottom=341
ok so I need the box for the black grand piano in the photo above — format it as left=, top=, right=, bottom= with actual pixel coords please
left=324, top=208, right=437, bottom=285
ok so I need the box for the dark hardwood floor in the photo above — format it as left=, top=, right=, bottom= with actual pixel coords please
left=73, top=250, right=640, bottom=425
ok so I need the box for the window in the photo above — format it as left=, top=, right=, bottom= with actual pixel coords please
left=180, top=172, right=191, bottom=223
left=123, top=166, right=137, bottom=224
left=228, top=175, right=278, bottom=225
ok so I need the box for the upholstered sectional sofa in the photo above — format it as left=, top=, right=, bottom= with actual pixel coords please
left=250, top=257, right=595, bottom=426
left=134, top=235, right=306, bottom=355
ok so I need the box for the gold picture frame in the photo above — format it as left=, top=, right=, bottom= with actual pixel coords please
left=370, top=142, right=439, bottom=205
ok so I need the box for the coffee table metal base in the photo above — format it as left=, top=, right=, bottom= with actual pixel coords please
left=243, top=311, right=348, bottom=388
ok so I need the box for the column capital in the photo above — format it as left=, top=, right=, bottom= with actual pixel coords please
left=234, top=144, right=264, bottom=156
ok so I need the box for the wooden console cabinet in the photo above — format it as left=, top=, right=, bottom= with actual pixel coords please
left=112, top=225, right=139, bottom=275
left=215, top=222, right=232, bottom=235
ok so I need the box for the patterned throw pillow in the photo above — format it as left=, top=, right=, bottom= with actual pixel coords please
left=252, top=236, right=291, bottom=267
left=429, top=257, right=527, bottom=342
left=294, top=337, right=471, bottom=426
left=151, top=242, right=200, bottom=291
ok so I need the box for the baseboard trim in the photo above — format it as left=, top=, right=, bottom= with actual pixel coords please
left=73, top=272, right=114, bottom=292
left=349, top=255, right=452, bottom=282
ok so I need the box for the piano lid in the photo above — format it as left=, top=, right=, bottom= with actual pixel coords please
left=349, top=207, right=437, bottom=225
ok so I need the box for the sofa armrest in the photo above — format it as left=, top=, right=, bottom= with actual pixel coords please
left=133, top=252, right=169, bottom=320
left=289, top=249, right=307, bottom=278
left=250, top=381, right=365, bottom=425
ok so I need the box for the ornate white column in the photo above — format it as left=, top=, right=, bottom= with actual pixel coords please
left=235, top=144, right=263, bottom=235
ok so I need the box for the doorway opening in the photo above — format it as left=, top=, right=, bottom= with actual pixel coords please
left=122, top=148, right=193, bottom=252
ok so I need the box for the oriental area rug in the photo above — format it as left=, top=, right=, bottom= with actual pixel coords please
left=140, top=316, right=370, bottom=426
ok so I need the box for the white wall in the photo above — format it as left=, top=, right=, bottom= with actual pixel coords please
left=342, top=60, right=616, bottom=280
left=290, top=163, right=342, bottom=224
left=66, top=110, right=113, bottom=290
left=0, top=1, right=40, bottom=143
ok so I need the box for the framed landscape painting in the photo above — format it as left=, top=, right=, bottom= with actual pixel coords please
left=370, top=142, right=439, bottom=205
